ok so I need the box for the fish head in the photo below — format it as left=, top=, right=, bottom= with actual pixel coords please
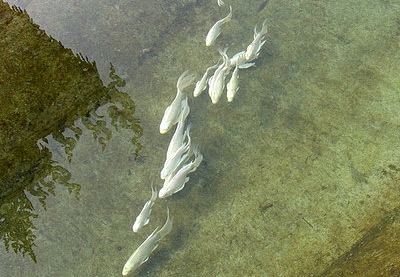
left=227, top=91, right=234, bottom=102
left=193, top=82, right=202, bottom=97
left=205, top=37, right=213, bottom=47
left=227, top=87, right=239, bottom=102
left=158, top=187, right=171, bottom=199
left=211, top=94, right=219, bottom=104
left=132, top=220, right=141, bottom=233
left=245, top=45, right=254, bottom=60
left=122, top=254, right=145, bottom=276
left=159, top=106, right=172, bottom=134
left=159, top=119, right=170, bottom=134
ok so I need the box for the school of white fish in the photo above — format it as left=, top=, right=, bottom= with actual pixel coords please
left=122, top=1, right=268, bottom=275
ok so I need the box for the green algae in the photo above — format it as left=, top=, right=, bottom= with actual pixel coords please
left=0, top=1, right=142, bottom=262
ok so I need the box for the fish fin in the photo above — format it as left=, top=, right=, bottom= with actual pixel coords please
left=253, top=25, right=258, bottom=39
left=175, top=180, right=188, bottom=193
left=142, top=257, right=149, bottom=264
left=226, top=5, right=232, bottom=22
left=151, top=185, right=158, bottom=201
left=152, top=244, right=159, bottom=252
left=239, top=62, right=255, bottom=69
left=177, top=71, right=195, bottom=91
left=257, top=40, right=266, bottom=54
left=261, top=19, right=268, bottom=34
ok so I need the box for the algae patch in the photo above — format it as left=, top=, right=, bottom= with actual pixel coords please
left=0, top=2, right=142, bottom=262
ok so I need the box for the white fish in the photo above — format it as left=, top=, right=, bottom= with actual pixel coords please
left=132, top=183, right=158, bottom=233
left=122, top=208, right=173, bottom=276
left=208, top=49, right=228, bottom=89
left=161, top=147, right=192, bottom=181
left=208, top=48, right=231, bottom=104
left=230, top=51, right=255, bottom=69
left=159, top=147, right=203, bottom=198
left=227, top=66, right=239, bottom=102
left=217, top=0, right=225, bottom=7
left=165, top=99, right=190, bottom=160
left=159, top=71, right=194, bottom=134
left=178, top=96, right=190, bottom=123
left=206, top=5, right=232, bottom=46
left=161, top=124, right=192, bottom=180
left=245, top=19, right=268, bottom=61
left=193, top=64, right=218, bottom=97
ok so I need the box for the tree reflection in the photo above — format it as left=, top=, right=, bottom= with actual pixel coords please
left=0, top=3, right=142, bottom=262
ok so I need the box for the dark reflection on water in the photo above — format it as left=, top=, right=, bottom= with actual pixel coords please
left=0, top=2, right=142, bottom=262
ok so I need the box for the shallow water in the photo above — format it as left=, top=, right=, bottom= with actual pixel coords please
left=1, top=0, right=400, bottom=276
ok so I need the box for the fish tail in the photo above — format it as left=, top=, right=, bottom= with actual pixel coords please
left=218, top=48, right=230, bottom=65
left=177, top=71, right=195, bottom=91
left=191, top=146, right=203, bottom=171
left=157, top=207, right=173, bottom=238
left=260, top=18, right=268, bottom=35
left=178, top=97, right=190, bottom=121
left=150, top=182, right=158, bottom=201
left=225, top=5, right=233, bottom=22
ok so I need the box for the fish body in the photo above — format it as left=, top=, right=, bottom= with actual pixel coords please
left=122, top=227, right=159, bottom=276
left=159, top=94, right=184, bottom=134
left=227, top=66, right=239, bottom=102
left=245, top=19, right=268, bottom=61
left=161, top=124, right=192, bottom=180
left=162, top=149, right=191, bottom=181
left=132, top=184, right=158, bottom=233
left=122, top=208, right=173, bottom=276
left=193, top=64, right=218, bottom=97
left=165, top=99, right=190, bottom=160
left=167, top=119, right=185, bottom=160
left=159, top=147, right=203, bottom=198
left=160, top=71, right=194, bottom=134
left=208, top=48, right=231, bottom=104
left=206, top=5, right=232, bottom=46
left=230, top=51, right=255, bottom=69
left=210, top=69, right=228, bottom=104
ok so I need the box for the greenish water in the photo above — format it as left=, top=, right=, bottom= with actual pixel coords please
left=1, top=0, right=400, bottom=276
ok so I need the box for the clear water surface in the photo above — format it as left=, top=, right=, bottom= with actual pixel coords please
left=1, top=0, right=400, bottom=276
